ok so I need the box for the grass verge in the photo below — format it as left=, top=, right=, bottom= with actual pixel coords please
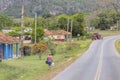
left=0, top=39, right=92, bottom=80
left=90, top=30, right=120, bottom=37
left=115, top=40, right=120, bottom=54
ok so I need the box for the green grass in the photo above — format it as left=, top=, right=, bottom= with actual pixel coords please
left=90, top=30, right=120, bottom=37
left=0, top=55, right=47, bottom=80
left=0, top=39, right=92, bottom=80
left=1, top=30, right=120, bottom=80
left=115, top=40, right=120, bottom=54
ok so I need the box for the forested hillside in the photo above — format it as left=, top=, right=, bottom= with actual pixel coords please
left=0, top=0, right=119, bottom=18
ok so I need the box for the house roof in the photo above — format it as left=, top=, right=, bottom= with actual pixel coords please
left=44, top=30, right=71, bottom=36
left=0, top=32, right=20, bottom=44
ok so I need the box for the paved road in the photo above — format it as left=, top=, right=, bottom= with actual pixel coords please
left=52, top=36, right=120, bottom=80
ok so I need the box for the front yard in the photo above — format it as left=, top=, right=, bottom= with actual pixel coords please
left=0, top=39, right=92, bottom=80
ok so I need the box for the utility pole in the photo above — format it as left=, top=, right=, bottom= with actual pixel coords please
left=35, top=12, right=37, bottom=44
left=21, top=0, right=24, bottom=58
left=117, top=20, right=119, bottom=31
left=67, top=18, right=69, bottom=41
left=70, top=20, right=73, bottom=42
left=66, top=1, right=70, bottom=42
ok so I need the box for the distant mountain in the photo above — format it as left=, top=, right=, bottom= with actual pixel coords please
left=0, top=0, right=119, bottom=18
left=0, top=0, right=15, bottom=12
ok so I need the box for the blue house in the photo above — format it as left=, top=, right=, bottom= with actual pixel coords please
left=0, top=33, right=19, bottom=60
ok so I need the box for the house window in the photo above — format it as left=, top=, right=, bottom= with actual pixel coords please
left=57, top=35, right=61, bottom=39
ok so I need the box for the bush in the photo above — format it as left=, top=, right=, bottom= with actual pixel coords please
left=66, top=42, right=80, bottom=50
left=32, top=41, right=48, bottom=59
left=45, top=38, right=56, bottom=55
left=50, top=48, right=56, bottom=55
left=21, top=46, right=31, bottom=56
left=80, top=36, right=86, bottom=40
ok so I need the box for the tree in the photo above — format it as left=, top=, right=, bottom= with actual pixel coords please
left=32, top=26, right=44, bottom=43
left=89, top=10, right=120, bottom=30
left=45, top=38, right=56, bottom=55
left=24, top=16, right=34, bottom=27
left=32, top=41, right=48, bottom=60
left=7, top=31, right=20, bottom=37
left=46, top=16, right=58, bottom=30
left=0, top=14, right=13, bottom=30
left=31, top=17, right=44, bottom=43
left=71, top=13, right=86, bottom=36
left=90, top=17, right=100, bottom=28
left=57, top=14, right=68, bottom=30
left=7, top=26, right=21, bottom=37
left=34, top=15, right=58, bottom=30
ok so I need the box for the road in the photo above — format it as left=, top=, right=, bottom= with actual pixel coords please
left=52, top=36, right=120, bottom=80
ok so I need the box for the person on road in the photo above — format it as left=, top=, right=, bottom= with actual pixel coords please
left=46, top=54, right=53, bottom=70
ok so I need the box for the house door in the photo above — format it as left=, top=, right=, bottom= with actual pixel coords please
left=0, top=44, right=4, bottom=59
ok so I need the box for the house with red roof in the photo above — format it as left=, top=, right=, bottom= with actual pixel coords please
left=0, top=32, right=20, bottom=60
left=44, top=29, right=71, bottom=42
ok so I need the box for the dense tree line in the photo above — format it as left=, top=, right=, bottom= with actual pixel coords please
left=3, top=9, right=120, bottom=43
left=0, top=14, right=13, bottom=30
left=90, top=10, right=120, bottom=30
left=30, top=13, right=86, bottom=43
left=0, top=13, right=86, bottom=43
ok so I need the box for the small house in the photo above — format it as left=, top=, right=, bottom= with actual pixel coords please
left=44, top=29, right=71, bottom=42
left=110, top=26, right=118, bottom=30
left=0, top=32, right=19, bottom=60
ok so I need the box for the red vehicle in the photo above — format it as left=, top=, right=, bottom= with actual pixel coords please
left=92, top=33, right=102, bottom=40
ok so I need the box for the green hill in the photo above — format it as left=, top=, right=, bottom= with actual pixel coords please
left=0, top=0, right=119, bottom=18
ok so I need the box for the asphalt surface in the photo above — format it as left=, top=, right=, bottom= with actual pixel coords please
left=52, top=36, right=120, bottom=80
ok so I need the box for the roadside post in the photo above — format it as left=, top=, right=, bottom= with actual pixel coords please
left=77, top=34, right=80, bottom=40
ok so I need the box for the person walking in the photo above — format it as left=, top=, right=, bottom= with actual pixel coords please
left=46, top=54, right=53, bottom=70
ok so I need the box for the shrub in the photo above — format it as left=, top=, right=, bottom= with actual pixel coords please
left=45, top=38, right=56, bottom=55
left=32, top=41, right=48, bottom=59
left=23, top=46, right=31, bottom=56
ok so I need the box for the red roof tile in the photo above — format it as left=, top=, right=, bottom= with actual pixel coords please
left=44, top=30, right=71, bottom=36
left=0, top=32, right=20, bottom=44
